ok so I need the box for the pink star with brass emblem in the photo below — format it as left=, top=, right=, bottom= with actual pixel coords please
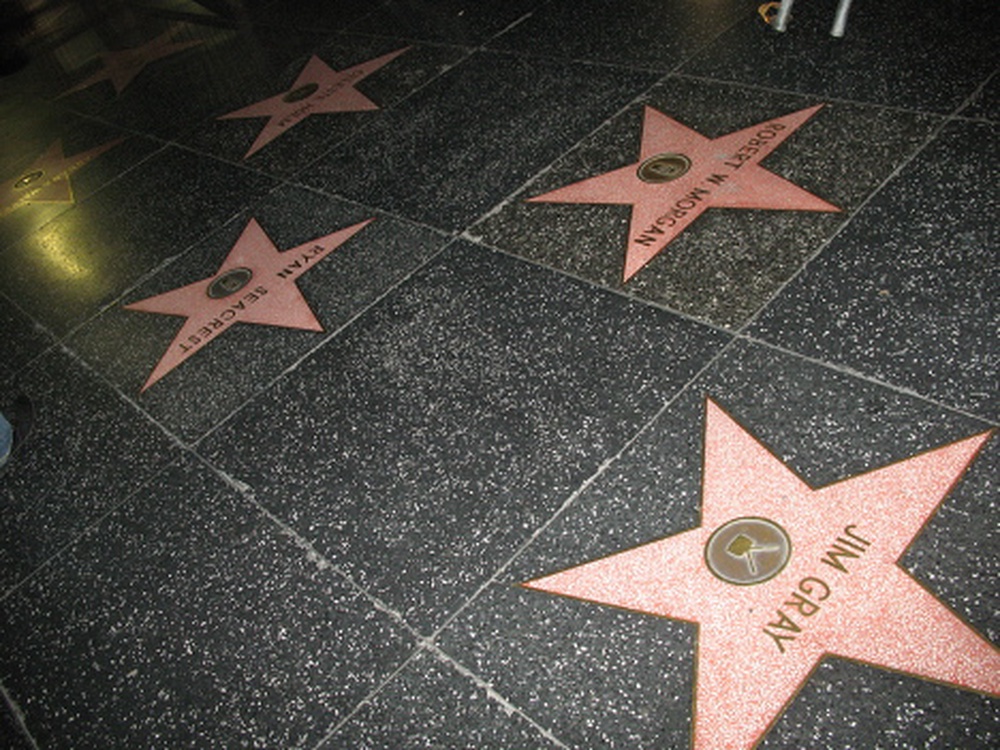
left=0, top=138, right=123, bottom=217
left=61, top=27, right=204, bottom=97
left=523, top=399, right=998, bottom=750
left=218, top=47, right=411, bottom=158
left=529, top=105, right=841, bottom=281
left=125, top=216, right=374, bottom=391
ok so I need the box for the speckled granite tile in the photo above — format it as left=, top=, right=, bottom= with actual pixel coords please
left=301, top=50, right=661, bottom=232
left=959, top=72, right=1000, bottom=122
left=0, top=295, right=53, bottom=381
left=246, top=0, right=380, bottom=32
left=488, top=0, right=747, bottom=69
left=0, top=145, right=275, bottom=337
left=441, top=582, right=696, bottom=750
left=0, top=102, right=161, bottom=254
left=0, top=454, right=416, bottom=749
left=350, top=0, right=539, bottom=46
left=0, top=700, right=32, bottom=750
left=438, top=339, right=996, bottom=749
left=179, top=34, right=466, bottom=180
left=0, top=347, right=179, bottom=594
left=50, top=21, right=327, bottom=140
left=320, top=648, right=557, bottom=749
left=198, top=241, right=730, bottom=634
left=67, top=185, right=449, bottom=442
left=470, top=77, right=939, bottom=329
left=681, top=0, right=999, bottom=114
left=750, top=120, right=997, bottom=421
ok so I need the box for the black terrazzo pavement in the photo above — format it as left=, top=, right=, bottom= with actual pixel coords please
left=0, top=1, right=995, bottom=749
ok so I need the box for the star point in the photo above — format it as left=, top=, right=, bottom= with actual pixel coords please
left=0, top=138, right=124, bottom=217
left=529, top=106, right=841, bottom=282
left=523, top=398, right=997, bottom=750
left=125, top=216, right=375, bottom=391
left=219, top=47, right=411, bottom=158
left=60, top=27, right=204, bottom=97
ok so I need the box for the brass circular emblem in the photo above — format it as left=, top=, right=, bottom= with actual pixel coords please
left=283, top=83, right=319, bottom=103
left=14, top=170, right=44, bottom=189
left=705, top=517, right=791, bottom=586
left=207, top=267, right=253, bottom=299
left=636, top=153, right=691, bottom=183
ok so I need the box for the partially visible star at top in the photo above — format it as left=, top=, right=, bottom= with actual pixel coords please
left=60, top=27, right=204, bottom=97
left=523, top=399, right=998, bottom=750
left=218, top=47, right=411, bottom=158
left=529, top=105, right=840, bottom=282
left=0, top=138, right=123, bottom=217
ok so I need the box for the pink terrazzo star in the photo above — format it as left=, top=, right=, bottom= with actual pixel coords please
left=523, top=399, right=998, bottom=750
left=125, top=216, right=374, bottom=391
left=529, top=105, right=840, bottom=281
left=218, top=47, right=410, bottom=158
left=61, top=27, right=204, bottom=97
left=0, top=138, right=123, bottom=217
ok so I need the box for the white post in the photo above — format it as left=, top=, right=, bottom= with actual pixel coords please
left=831, top=0, right=853, bottom=37
left=774, top=0, right=795, bottom=32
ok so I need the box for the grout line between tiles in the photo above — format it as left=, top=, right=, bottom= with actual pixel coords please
left=425, top=336, right=741, bottom=640
left=190, top=451, right=422, bottom=638
left=742, top=59, right=1000, bottom=337
left=190, top=235, right=457, bottom=447
left=0, top=679, right=40, bottom=750
left=308, top=648, right=425, bottom=750
left=459, top=232, right=737, bottom=339
left=0, top=454, right=184, bottom=606
left=736, top=334, right=999, bottom=427
left=422, top=642, right=570, bottom=749
left=671, top=70, right=953, bottom=121
left=182, top=450, right=564, bottom=750
left=458, top=5, right=749, bottom=243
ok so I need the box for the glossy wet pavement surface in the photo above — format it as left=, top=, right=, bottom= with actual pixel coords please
left=0, top=1, right=996, bottom=748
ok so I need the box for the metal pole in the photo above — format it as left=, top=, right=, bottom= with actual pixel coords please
left=831, top=0, right=853, bottom=37
left=774, top=0, right=794, bottom=32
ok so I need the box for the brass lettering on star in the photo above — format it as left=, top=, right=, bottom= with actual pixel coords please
left=276, top=69, right=367, bottom=128
left=724, top=121, right=787, bottom=170
left=763, top=524, right=872, bottom=653
left=276, top=244, right=329, bottom=279
left=633, top=121, right=790, bottom=247
left=177, top=285, right=269, bottom=353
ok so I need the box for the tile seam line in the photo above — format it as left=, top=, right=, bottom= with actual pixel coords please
left=669, top=70, right=953, bottom=121
left=310, top=640, right=570, bottom=750
left=0, top=678, right=40, bottom=750
left=458, top=232, right=736, bottom=339
left=52, top=335, right=190, bottom=447
left=0, top=138, right=172, bottom=258
left=735, top=333, right=1000, bottom=427
left=286, top=43, right=482, bottom=182
left=308, top=648, right=425, bottom=750
left=168, top=40, right=480, bottom=184
left=425, top=337, right=742, bottom=641
left=0, top=454, right=185, bottom=606
left=952, top=64, right=1000, bottom=119
left=284, top=40, right=679, bottom=195
left=185, top=450, right=424, bottom=639
left=736, top=77, right=991, bottom=336
left=473, top=3, right=750, bottom=78
left=460, top=8, right=756, bottom=243
left=190, top=236, right=458, bottom=447
left=461, top=72, right=671, bottom=236
left=45, top=173, right=278, bottom=351
left=421, top=641, right=571, bottom=750
left=0, top=291, right=60, bottom=381
left=178, top=453, right=524, bottom=750
left=267, top=172, right=460, bottom=240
